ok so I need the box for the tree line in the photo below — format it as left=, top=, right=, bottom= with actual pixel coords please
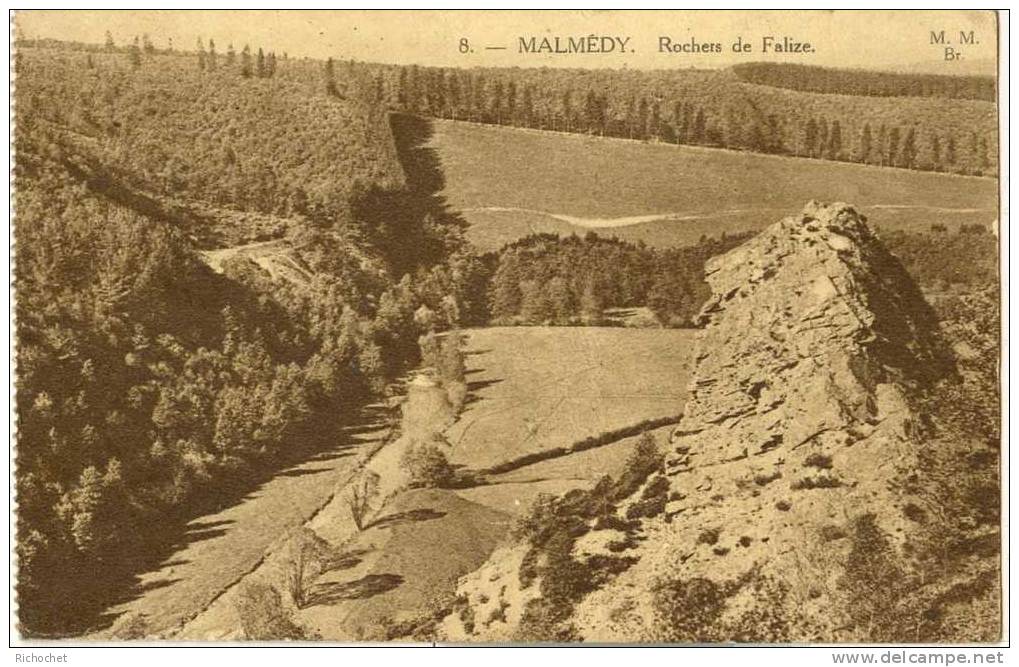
left=381, top=64, right=997, bottom=176
left=731, top=62, right=995, bottom=101
left=485, top=231, right=753, bottom=327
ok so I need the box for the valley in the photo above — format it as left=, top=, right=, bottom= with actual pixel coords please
left=12, top=35, right=1000, bottom=644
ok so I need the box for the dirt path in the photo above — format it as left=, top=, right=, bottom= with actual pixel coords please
left=101, top=405, right=395, bottom=639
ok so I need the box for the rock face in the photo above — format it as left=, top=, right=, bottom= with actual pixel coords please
left=573, top=202, right=955, bottom=641
left=668, top=201, right=948, bottom=475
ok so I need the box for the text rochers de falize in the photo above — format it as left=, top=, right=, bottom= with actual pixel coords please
left=514, top=35, right=815, bottom=54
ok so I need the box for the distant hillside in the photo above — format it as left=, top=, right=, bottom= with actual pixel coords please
left=424, top=120, right=998, bottom=251
left=16, top=45, right=403, bottom=248
left=377, top=63, right=997, bottom=177
left=731, top=62, right=995, bottom=100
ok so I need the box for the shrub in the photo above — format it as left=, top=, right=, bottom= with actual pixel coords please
left=110, top=612, right=150, bottom=640
left=514, top=598, right=578, bottom=643
left=650, top=576, right=726, bottom=642
left=445, top=379, right=468, bottom=414
left=804, top=452, right=834, bottom=469
left=594, top=514, right=637, bottom=532
left=280, top=527, right=332, bottom=609
left=791, top=475, right=843, bottom=490
left=697, top=528, right=720, bottom=545
left=625, top=474, right=669, bottom=520
left=820, top=524, right=848, bottom=541
left=754, top=470, right=783, bottom=486
left=234, top=579, right=309, bottom=640
left=614, top=432, right=663, bottom=500
left=902, top=502, right=927, bottom=523
left=512, top=493, right=560, bottom=544
left=346, top=469, right=380, bottom=531
left=400, top=440, right=455, bottom=488
left=775, top=500, right=792, bottom=511
left=837, top=514, right=910, bottom=641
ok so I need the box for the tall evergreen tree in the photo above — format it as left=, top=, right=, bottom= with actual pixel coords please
left=196, top=37, right=206, bottom=71
left=856, top=123, right=873, bottom=163
left=240, top=44, right=252, bottom=77
left=827, top=120, right=843, bottom=160
left=325, top=58, right=337, bottom=96
left=804, top=118, right=818, bottom=157
left=129, top=36, right=142, bottom=68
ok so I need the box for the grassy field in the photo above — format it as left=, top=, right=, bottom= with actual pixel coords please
left=426, top=120, right=998, bottom=250
left=447, top=327, right=696, bottom=471
left=298, top=326, right=695, bottom=639
left=178, top=326, right=695, bottom=640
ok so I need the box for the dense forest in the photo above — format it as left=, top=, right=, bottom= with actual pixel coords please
left=14, top=42, right=487, bottom=635
left=380, top=63, right=997, bottom=176
left=730, top=62, right=996, bottom=101
left=486, top=232, right=752, bottom=326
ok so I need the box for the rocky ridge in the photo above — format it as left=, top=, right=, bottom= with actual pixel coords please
left=573, top=201, right=956, bottom=640
left=444, top=202, right=984, bottom=642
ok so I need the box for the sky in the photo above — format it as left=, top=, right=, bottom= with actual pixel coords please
left=14, top=9, right=998, bottom=74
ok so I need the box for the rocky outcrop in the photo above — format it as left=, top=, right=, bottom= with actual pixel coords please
left=667, top=200, right=949, bottom=474
left=572, top=202, right=957, bottom=641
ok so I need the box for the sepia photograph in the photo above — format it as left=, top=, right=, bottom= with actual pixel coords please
left=8, top=8, right=1006, bottom=649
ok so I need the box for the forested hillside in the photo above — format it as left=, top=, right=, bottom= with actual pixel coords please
left=13, top=41, right=485, bottom=636
left=379, top=64, right=997, bottom=176
left=487, top=232, right=752, bottom=327
left=731, top=62, right=995, bottom=100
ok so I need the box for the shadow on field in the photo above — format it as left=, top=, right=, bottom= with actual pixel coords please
left=322, top=547, right=375, bottom=574
left=305, top=574, right=404, bottom=606
left=350, top=114, right=469, bottom=278
left=367, top=508, right=446, bottom=530
left=80, top=403, right=397, bottom=636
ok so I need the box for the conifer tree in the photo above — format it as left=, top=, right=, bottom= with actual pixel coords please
left=240, top=44, right=252, bottom=77
left=827, top=120, right=842, bottom=160
left=196, top=37, right=206, bottom=71
left=129, top=36, right=142, bottom=68
left=856, top=123, right=873, bottom=163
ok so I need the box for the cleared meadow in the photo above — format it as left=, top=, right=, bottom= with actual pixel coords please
left=426, top=120, right=998, bottom=250
left=447, top=327, right=696, bottom=471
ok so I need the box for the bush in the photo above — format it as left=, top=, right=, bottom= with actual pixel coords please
left=754, top=470, right=782, bottom=486
left=400, top=440, right=455, bottom=488
left=697, top=528, right=720, bottom=545
left=445, top=379, right=468, bottom=414
left=803, top=452, right=834, bottom=469
left=614, top=432, right=663, bottom=500
left=346, top=470, right=380, bottom=531
left=650, top=576, right=726, bottom=642
left=280, top=527, right=332, bottom=609
left=819, top=524, right=848, bottom=541
left=234, top=579, right=309, bottom=640
left=512, top=493, right=560, bottom=544
left=791, top=475, right=843, bottom=490
left=514, top=598, right=579, bottom=643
